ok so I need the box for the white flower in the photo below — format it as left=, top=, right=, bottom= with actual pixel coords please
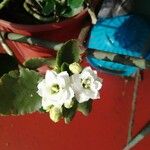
left=37, top=70, right=74, bottom=110
left=71, top=67, right=102, bottom=103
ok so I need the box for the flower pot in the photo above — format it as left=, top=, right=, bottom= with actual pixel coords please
left=0, top=9, right=90, bottom=63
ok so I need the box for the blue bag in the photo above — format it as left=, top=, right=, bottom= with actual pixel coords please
left=87, top=14, right=150, bottom=76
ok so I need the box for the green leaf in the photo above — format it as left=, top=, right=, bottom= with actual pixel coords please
left=67, top=0, right=84, bottom=8
left=56, top=1, right=67, bottom=16
left=56, top=39, right=80, bottom=70
left=0, top=68, right=42, bottom=115
left=60, top=62, right=72, bottom=75
left=42, top=0, right=55, bottom=15
left=63, top=100, right=78, bottom=124
left=77, top=100, right=92, bottom=116
left=63, top=6, right=83, bottom=17
left=61, top=62, right=69, bottom=71
left=24, top=57, right=56, bottom=69
left=0, top=54, right=18, bottom=77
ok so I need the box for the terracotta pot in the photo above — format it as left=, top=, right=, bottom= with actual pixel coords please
left=0, top=9, right=90, bottom=63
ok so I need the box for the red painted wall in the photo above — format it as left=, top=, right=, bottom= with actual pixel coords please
left=0, top=67, right=150, bottom=150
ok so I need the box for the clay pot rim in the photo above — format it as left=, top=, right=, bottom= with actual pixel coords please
left=0, top=8, right=88, bottom=32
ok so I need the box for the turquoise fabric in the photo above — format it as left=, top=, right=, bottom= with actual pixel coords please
left=87, top=56, right=138, bottom=77
left=87, top=15, right=150, bottom=76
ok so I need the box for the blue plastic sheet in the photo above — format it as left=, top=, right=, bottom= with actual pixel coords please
left=87, top=15, right=150, bottom=76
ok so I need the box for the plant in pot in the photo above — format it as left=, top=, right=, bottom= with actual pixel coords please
left=0, top=0, right=98, bottom=63
left=0, top=0, right=103, bottom=123
left=0, top=39, right=103, bottom=123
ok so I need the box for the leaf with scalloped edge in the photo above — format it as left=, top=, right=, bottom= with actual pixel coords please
left=0, top=68, right=42, bottom=115
left=56, top=39, right=80, bottom=71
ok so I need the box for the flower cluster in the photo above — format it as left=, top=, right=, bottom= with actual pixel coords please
left=0, top=39, right=102, bottom=124
left=37, top=63, right=102, bottom=123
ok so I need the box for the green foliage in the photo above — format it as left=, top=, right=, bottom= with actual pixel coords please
left=24, top=0, right=85, bottom=22
left=0, top=68, right=42, bottom=115
left=77, top=100, right=92, bottom=116
left=0, top=0, right=89, bottom=23
left=56, top=39, right=80, bottom=71
left=63, top=6, right=83, bottom=17
left=24, top=57, right=56, bottom=69
left=60, top=62, right=69, bottom=72
left=42, top=0, right=55, bottom=15
left=68, top=0, right=84, bottom=9
left=63, top=99, right=78, bottom=124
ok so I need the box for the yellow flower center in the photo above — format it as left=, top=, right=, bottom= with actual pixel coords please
left=82, top=78, right=91, bottom=89
left=50, top=84, right=60, bottom=94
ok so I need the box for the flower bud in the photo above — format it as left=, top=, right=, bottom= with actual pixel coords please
left=49, top=106, right=62, bottom=123
left=69, top=62, right=82, bottom=74
left=64, top=99, right=74, bottom=109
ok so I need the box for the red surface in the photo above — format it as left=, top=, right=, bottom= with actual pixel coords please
left=131, top=70, right=150, bottom=150
left=0, top=1, right=150, bottom=147
left=0, top=68, right=150, bottom=150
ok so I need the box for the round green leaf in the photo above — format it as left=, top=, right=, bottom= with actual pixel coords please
left=0, top=68, right=42, bottom=115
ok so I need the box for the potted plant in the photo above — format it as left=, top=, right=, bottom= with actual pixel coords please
left=0, top=0, right=99, bottom=63
left=0, top=39, right=103, bottom=123
left=0, top=0, right=103, bottom=123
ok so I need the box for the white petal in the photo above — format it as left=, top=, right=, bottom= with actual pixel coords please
left=42, top=98, right=52, bottom=110
left=58, top=71, right=70, bottom=85
left=37, top=79, right=45, bottom=96
left=45, top=70, right=57, bottom=84
left=71, top=74, right=82, bottom=91
left=67, top=87, right=74, bottom=100
left=91, top=81, right=102, bottom=91
left=82, top=67, right=98, bottom=80
left=77, top=92, right=90, bottom=103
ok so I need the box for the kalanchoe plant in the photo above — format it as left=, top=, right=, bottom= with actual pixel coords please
left=0, top=39, right=102, bottom=123
left=24, top=0, right=85, bottom=22
left=0, top=0, right=96, bottom=24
